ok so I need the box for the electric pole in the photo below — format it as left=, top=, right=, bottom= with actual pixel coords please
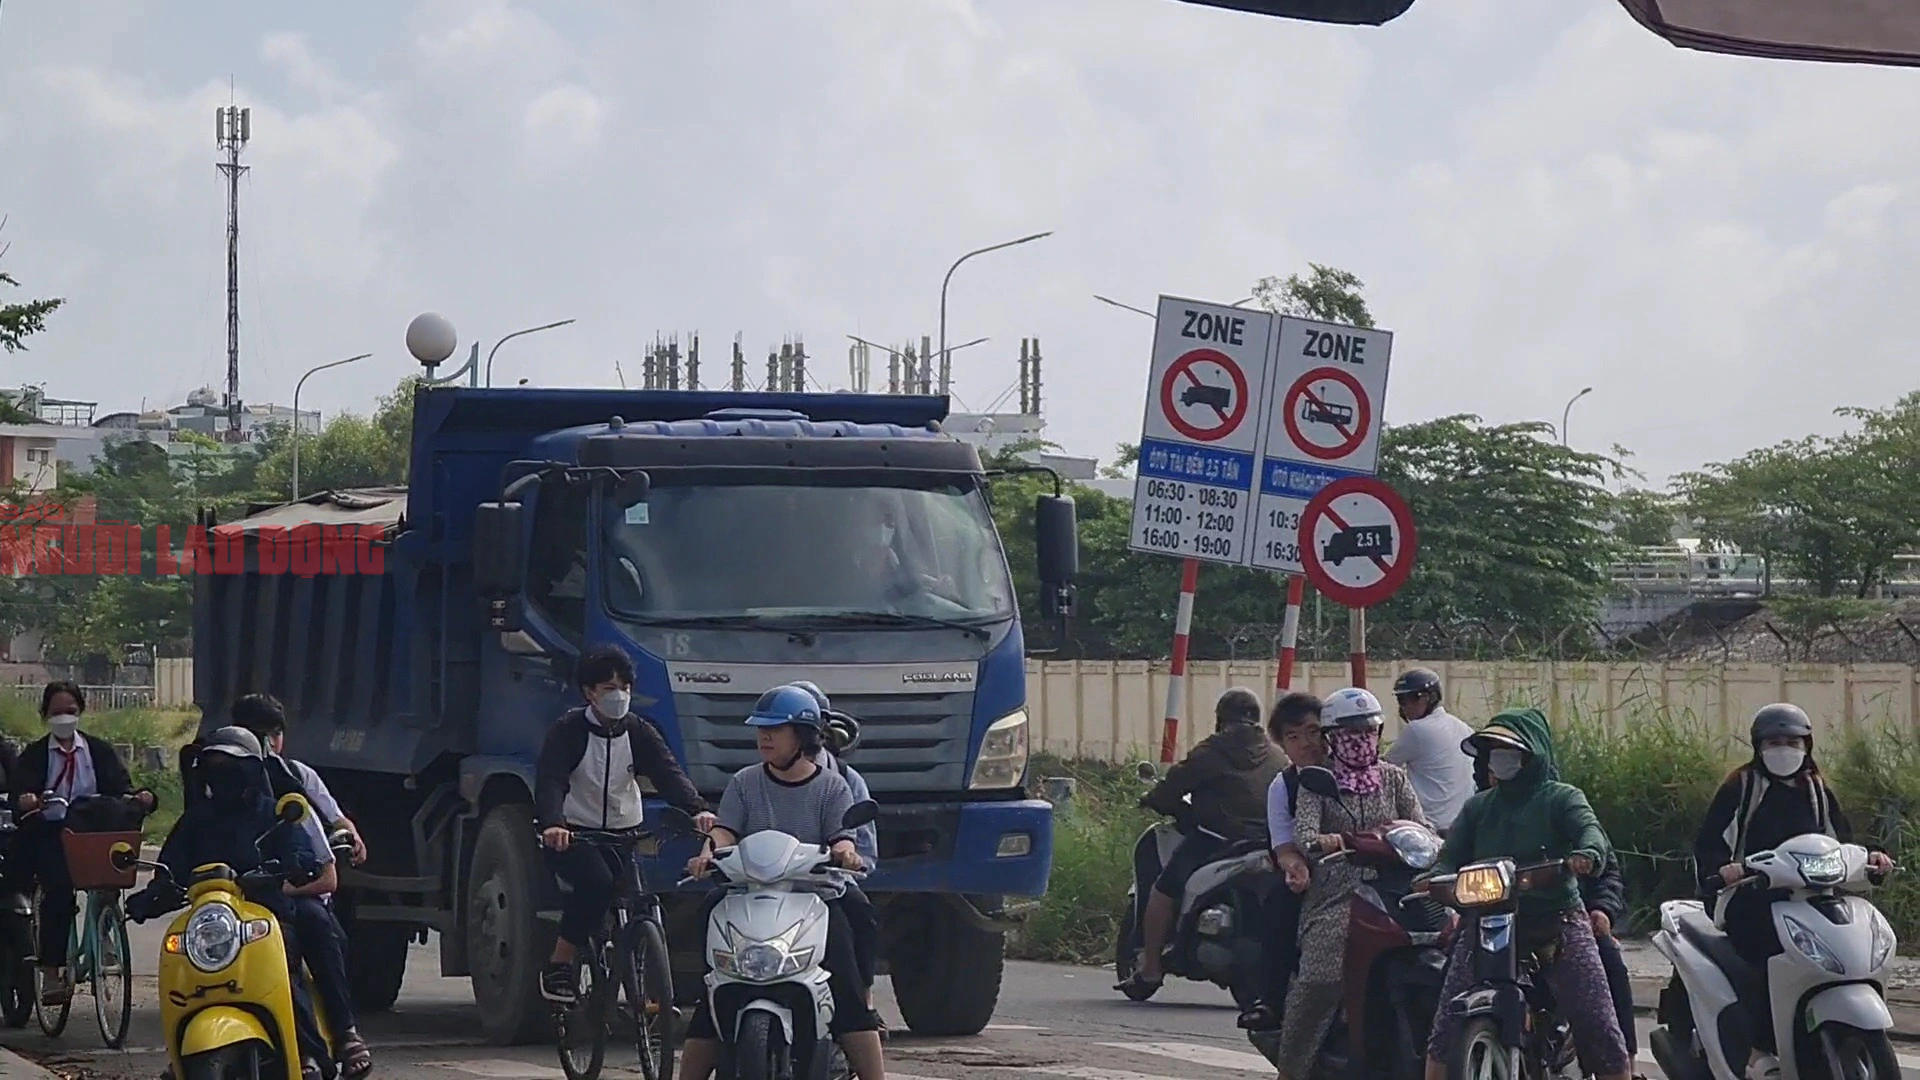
left=216, top=104, right=251, bottom=442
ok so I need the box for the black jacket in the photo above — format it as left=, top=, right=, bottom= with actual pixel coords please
left=10, top=733, right=138, bottom=806
left=1580, top=851, right=1627, bottom=924
left=533, top=708, right=706, bottom=828
left=1694, top=765, right=1856, bottom=896
left=1143, top=723, right=1282, bottom=842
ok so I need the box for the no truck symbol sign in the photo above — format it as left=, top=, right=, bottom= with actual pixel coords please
left=1158, top=348, right=1250, bottom=443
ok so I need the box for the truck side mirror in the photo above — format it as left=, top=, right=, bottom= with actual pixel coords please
left=1034, top=495, right=1078, bottom=620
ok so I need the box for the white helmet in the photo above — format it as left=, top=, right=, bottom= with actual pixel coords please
left=1321, top=687, right=1385, bottom=731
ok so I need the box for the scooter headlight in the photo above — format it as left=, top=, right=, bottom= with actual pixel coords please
left=713, top=938, right=816, bottom=983
left=1783, top=914, right=1845, bottom=975
left=1793, top=849, right=1847, bottom=886
left=1871, top=908, right=1897, bottom=972
left=183, top=903, right=244, bottom=973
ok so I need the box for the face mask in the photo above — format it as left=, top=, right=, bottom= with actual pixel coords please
left=1761, top=746, right=1806, bottom=778
left=46, top=714, right=78, bottom=741
left=595, top=690, right=632, bottom=722
left=1487, top=748, right=1525, bottom=781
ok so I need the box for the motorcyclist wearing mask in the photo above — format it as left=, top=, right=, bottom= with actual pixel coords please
left=681, top=684, right=884, bottom=1080
left=1422, top=709, right=1629, bottom=1080
left=1273, top=688, right=1427, bottom=1080
left=7, top=681, right=155, bottom=1006
left=1118, top=686, right=1282, bottom=998
left=133, top=726, right=333, bottom=1079
left=1693, top=703, right=1891, bottom=1080
left=534, top=644, right=713, bottom=1004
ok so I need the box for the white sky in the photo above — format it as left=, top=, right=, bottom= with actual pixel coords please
left=3, top=1, right=1916, bottom=485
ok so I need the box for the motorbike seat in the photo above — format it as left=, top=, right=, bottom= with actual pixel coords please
left=1674, top=906, right=1758, bottom=988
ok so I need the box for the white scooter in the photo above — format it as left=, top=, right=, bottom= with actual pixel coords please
left=681, top=800, right=879, bottom=1080
left=1650, top=832, right=1901, bottom=1080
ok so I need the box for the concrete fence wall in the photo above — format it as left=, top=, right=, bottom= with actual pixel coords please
left=1025, top=659, right=1920, bottom=763
left=138, top=656, right=1920, bottom=760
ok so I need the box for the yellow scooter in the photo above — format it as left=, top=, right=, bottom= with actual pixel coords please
left=111, top=794, right=335, bottom=1080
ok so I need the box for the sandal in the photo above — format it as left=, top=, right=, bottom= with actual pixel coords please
left=1114, top=972, right=1163, bottom=1000
left=338, top=1033, right=373, bottom=1079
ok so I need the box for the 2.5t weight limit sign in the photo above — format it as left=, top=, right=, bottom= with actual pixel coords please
left=1298, top=476, right=1417, bottom=608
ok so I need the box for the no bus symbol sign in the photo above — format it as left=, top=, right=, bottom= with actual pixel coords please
left=1157, top=348, right=1250, bottom=442
left=1282, top=366, right=1372, bottom=462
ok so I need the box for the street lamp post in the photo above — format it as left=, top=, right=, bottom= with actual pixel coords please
left=1561, top=386, right=1594, bottom=446
left=938, top=232, right=1052, bottom=393
left=291, top=352, right=372, bottom=500
left=485, top=319, right=577, bottom=387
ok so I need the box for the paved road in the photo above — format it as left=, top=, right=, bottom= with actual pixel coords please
left=9, top=920, right=1920, bottom=1080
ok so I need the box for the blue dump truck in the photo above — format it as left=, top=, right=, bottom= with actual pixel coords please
left=191, top=386, right=1079, bottom=1044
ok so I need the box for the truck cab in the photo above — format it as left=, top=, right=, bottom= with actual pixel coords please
left=192, top=386, right=1078, bottom=1044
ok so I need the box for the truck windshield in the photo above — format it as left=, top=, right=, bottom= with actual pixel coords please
left=603, top=478, right=1016, bottom=624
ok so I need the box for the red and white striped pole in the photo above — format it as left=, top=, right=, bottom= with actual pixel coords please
left=1348, top=606, right=1368, bottom=689
left=1159, top=558, right=1200, bottom=764
left=1274, top=575, right=1304, bottom=691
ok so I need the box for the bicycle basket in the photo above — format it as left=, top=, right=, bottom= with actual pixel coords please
left=61, top=829, right=141, bottom=891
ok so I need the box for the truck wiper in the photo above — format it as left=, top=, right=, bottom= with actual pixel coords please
left=624, top=614, right=775, bottom=629
left=791, top=610, right=995, bottom=639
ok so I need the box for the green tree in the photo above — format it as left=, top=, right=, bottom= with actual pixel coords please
left=0, top=220, right=63, bottom=356
left=1678, top=395, right=1920, bottom=598
left=1251, top=263, right=1375, bottom=327
left=1373, top=416, right=1627, bottom=630
left=1614, top=487, right=1678, bottom=547
left=254, top=376, right=418, bottom=496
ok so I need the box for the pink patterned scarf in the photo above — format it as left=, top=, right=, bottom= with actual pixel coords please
left=1328, top=728, right=1384, bottom=795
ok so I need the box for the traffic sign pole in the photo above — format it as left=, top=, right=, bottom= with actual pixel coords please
left=1275, top=574, right=1304, bottom=691
left=1161, top=558, right=1200, bottom=764
left=1348, top=606, right=1367, bottom=689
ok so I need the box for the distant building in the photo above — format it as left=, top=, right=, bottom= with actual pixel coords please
left=22, top=385, right=317, bottom=472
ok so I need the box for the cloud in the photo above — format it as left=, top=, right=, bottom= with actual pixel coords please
left=1, top=0, right=1917, bottom=487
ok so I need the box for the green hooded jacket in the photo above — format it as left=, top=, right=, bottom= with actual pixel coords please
left=1432, top=707, right=1611, bottom=924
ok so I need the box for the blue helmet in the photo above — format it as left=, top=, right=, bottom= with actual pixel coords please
left=745, top=684, right=825, bottom=730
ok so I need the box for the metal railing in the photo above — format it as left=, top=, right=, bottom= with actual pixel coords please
left=1609, top=548, right=1920, bottom=591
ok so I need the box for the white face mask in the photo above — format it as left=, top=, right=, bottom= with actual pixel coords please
left=46, top=713, right=78, bottom=741
left=1487, top=748, right=1525, bottom=781
left=595, top=690, right=632, bottom=722
left=1761, top=746, right=1806, bottom=778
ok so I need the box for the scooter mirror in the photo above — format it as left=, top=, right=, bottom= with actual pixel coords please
left=1134, top=761, right=1158, bottom=783
left=1298, top=765, right=1341, bottom=799
left=658, top=805, right=699, bottom=833
left=841, top=799, right=879, bottom=831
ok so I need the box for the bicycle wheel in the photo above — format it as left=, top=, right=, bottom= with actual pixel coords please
left=92, top=897, right=131, bottom=1049
left=620, top=918, right=677, bottom=1080
left=32, top=892, right=70, bottom=1038
left=555, top=946, right=609, bottom=1080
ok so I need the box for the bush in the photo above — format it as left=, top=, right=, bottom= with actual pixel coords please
left=1034, top=714, right=1920, bottom=960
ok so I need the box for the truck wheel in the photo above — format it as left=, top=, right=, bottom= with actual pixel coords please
left=346, top=922, right=412, bottom=1014
left=467, top=803, right=553, bottom=1045
left=890, top=903, right=1003, bottom=1036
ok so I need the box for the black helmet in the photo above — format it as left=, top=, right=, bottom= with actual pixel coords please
left=1750, top=703, right=1812, bottom=745
left=1215, top=687, right=1264, bottom=728
left=201, top=725, right=263, bottom=761
left=1392, top=667, right=1442, bottom=700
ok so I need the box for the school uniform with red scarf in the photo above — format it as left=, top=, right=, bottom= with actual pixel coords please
left=6, top=732, right=139, bottom=964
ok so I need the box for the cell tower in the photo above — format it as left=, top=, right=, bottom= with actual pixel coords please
left=215, top=104, right=251, bottom=442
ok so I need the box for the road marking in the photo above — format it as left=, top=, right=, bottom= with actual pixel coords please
left=1637, top=1046, right=1920, bottom=1074
left=1010, top=1068, right=1191, bottom=1080
left=1097, top=1041, right=1272, bottom=1072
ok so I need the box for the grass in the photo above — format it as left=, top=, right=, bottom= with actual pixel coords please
left=1030, top=713, right=1920, bottom=963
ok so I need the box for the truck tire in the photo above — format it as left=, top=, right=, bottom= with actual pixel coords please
left=466, top=803, right=553, bottom=1045
left=890, top=903, right=1003, bottom=1036
left=346, top=922, right=412, bottom=1014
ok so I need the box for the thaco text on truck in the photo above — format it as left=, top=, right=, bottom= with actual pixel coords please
left=191, top=383, right=1080, bottom=1044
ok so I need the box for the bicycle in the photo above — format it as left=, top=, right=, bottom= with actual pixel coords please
left=548, top=823, right=685, bottom=1080
left=23, top=794, right=142, bottom=1050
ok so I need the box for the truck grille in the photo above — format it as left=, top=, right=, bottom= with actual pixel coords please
left=674, top=689, right=976, bottom=796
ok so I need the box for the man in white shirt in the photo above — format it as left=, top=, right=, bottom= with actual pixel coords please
left=1380, top=668, right=1474, bottom=831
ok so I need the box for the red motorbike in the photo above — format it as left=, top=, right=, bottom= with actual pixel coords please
left=1251, top=766, right=1457, bottom=1080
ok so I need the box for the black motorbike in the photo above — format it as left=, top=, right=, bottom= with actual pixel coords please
left=1426, top=855, right=1583, bottom=1080
left=1113, top=762, right=1272, bottom=1008
left=0, top=793, right=36, bottom=1027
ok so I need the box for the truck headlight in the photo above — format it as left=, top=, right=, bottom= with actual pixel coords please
left=968, top=709, right=1029, bottom=790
